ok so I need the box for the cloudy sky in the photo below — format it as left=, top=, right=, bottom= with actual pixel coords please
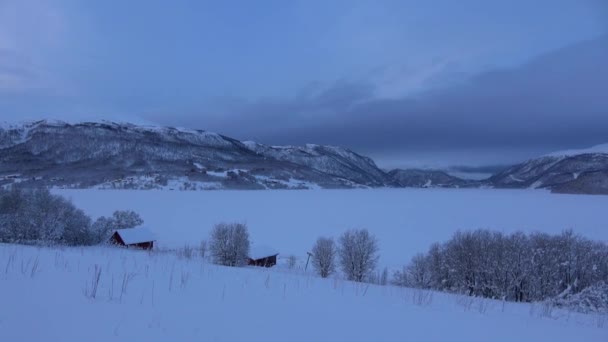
left=1, top=0, right=607, bottom=169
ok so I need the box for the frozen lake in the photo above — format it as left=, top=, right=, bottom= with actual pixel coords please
left=55, top=188, right=608, bottom=268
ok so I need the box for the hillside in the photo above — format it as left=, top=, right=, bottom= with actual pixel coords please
left=0, top=120, right=387, bottom=190
left=2, top=120, right=608, bottom=194
left=489, top=144, right=608, bottom=194
left=1, top=243, right=605, bottom=342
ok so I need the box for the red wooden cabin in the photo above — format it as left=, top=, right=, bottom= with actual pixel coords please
left=109, top=227, right=155, bottom=250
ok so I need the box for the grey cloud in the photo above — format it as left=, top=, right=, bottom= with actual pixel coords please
left=151, top=35, right=608, bottom=166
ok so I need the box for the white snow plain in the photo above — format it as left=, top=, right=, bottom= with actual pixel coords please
left=2, top=188, right=608, bottom=341
left=0, top=244, right=606, bottom=342
left=55, top=188, right=608, bottom=268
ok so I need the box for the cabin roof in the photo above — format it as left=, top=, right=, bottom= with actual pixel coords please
left=249, top=245, right=279, bottom=260
left=114, top=226, right=156, bottom=245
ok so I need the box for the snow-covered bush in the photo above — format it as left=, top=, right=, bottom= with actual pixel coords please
left=0, top=188, right=145, bottom=246
left=311, top=237, right=336, bottom=278
left=209, top=222, right=250, bottom=267
left=90, top=210, right=145, bottom=243
left=551, top=282, right=608, bottom=314
left=338, top=229, right=379, bottom=282
left=0, top=187, right=94, bottom=245
left=399, top=229, right=608, bottom=303
left=111, top=210, right=144, bottom=230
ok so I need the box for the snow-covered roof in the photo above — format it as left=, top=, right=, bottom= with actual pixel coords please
left=114, top=227, right=156, bottom=245
left=249, top=245, right=279, bottom=260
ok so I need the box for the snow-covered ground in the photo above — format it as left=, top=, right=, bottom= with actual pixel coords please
left=55, top=188, right=608, bottom=268
left=1, top=244, right=606, bottom=342
left=3, top=188, right=608, bottom=341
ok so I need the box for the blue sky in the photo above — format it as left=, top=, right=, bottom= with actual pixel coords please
left=1, top=0, right=607, bottom=167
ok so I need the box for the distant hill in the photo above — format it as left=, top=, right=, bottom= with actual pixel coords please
left=488, top=144, right=608, bottom=194
left=1, top=120, right=607, bottom=194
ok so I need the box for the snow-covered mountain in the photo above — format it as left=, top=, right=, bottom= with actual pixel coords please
left=2, top=120, right=608, bottom=194
left=0, top=120, right=391, bottom=190
left=488, top=144, right=608, bottom=194
left=387, top=169, right=471, bottom=188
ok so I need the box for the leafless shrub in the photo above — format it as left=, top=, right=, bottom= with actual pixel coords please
left=287, top=255, right=297, bottom=270
left=200, top=240, right=207, bottom=259
left=180, top=270, right=190, bottom=288
left=29, top=256, right=40, bottom=278
left=476, top=297, right=491, bottom=314
left=178, top=244, right=194, bottom=260
left=530, top=301, right=555, bottom=319
left=596, top=314, right=607, bottom=329
left=120, top=272, right=136, bottom=302
left=4, top=250, right=16, bottom=274
left=456, top=295, right=475, bottom=311
left=84, top=264, right=102, bottom=299
left=411, top=288, right=433, bottom=306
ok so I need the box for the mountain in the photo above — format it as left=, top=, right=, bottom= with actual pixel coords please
left=488, top=144, right=608, bottom=194
left=2, top=120, right=608, bottom=194
left=0, top=120, right=389, bottom=190
left=387, top=169, right=471, bottom=188
left=243, top=141, right=388, bottom=186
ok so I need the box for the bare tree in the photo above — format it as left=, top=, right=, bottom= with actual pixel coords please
left=406, top=253, right=432, bottom=288
left=338, top=229, right=379, bottom=282
left=311, top=237, right=337, bottom=278
left=209, top=223, right=250, bottom=267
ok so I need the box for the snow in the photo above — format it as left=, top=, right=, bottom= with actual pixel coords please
left=529, top=180, right=544, bottom=189
left=114, top=227, right=156, bottom=244
left=509, top=174, right=525, bottom=182
left=545, top=143, right=608, bottom=158
left=207, top=170, right=229, bottom=178
left=0, top=244, right=605, bottom=342
left=3, top=188, right=608, bottom=341
left=249, top=244, right=279, bottom=259
left=54, top=188, right=608, bottom=268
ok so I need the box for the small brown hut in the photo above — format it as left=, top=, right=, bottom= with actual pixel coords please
left=109, top=227, right=156, bottom=250
left=248, top=246, right=279, bottom=267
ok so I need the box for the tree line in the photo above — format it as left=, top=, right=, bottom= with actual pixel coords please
left=393, top=229, right=608, bottom=302
left=0, top=188, right=143, bottom=246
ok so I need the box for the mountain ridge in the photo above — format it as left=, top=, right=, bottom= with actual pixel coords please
left=1, top=120, right=607, bottom=194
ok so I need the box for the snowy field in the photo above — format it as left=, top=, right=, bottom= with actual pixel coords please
left=55, top=188, right=608, bottom=268
left=1, top=244, right=606, bottom=342
left=2, top=188, right=608, bottom=341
